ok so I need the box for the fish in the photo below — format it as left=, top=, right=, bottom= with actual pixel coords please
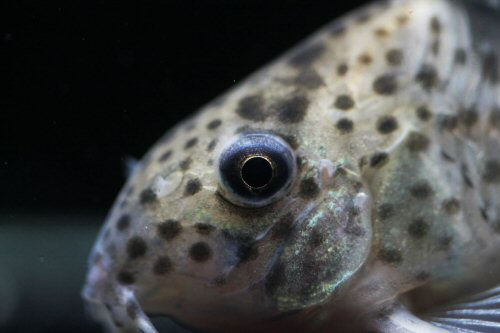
left=82, top=0, right=500, bottom=332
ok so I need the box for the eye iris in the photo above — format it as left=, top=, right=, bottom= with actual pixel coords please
left=241, top=156, right=273, bottom=189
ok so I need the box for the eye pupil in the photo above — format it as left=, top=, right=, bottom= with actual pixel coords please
left=218, top=132, right=296, bottom=207
left=241, top=156, right=273, bottom=189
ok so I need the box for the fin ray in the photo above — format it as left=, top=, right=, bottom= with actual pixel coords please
left=426, top=285, right=500, bottom=333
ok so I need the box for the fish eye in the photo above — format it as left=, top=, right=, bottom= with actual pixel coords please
left=217, top=132, right=296, bottom=207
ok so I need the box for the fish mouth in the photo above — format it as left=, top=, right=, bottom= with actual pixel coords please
left=82, top=262, right=159, bottom=333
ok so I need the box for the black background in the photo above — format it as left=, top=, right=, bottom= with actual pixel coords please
left=3, top=1, right=369, bottom=332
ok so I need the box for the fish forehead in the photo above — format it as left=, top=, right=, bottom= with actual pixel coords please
left=85, top=0, right=500, bottom=331
left=123, top=0, right=452, bottom=191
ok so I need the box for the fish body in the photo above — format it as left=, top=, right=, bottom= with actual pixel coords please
left=83, top=0, right=500, bottom=332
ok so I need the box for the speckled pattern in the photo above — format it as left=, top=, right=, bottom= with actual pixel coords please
left=82, top=1, right=500, bottom=332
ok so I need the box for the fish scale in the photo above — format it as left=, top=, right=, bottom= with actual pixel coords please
left=83, top=1, right=500, bottom=332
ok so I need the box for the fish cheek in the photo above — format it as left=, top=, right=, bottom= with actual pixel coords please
left=264, top=180, right=372, bottom=311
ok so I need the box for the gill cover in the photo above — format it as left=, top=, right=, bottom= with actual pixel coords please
left=263, top=164, right=373, bottom=311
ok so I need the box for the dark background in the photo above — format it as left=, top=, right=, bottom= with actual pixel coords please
left=2, top=1, right=369, bottom=332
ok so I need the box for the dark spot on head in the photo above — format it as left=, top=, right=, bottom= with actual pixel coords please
left=180, top=157, right=192, bottom=171
left=235, top=95, right=266, bottom=121
left=377, top=203, right=394, bottom=220
left=139, top=188, right=157, bottom=205
left=430, top=16, right=441, bottom=34
left=158, top=150, right=172, bottom=162
left=184, top=178, right=202, bottom=196
left=265, top=262, right=286, bottom=295
left=271, top=213, right=295, bottom=240
left=116, top=214, right=131, bottom=231
left=370, top=152, right=389, bottom=168
left=406, top=132, right=430, bottom=152
left=482, top=52, right=498, bottom=83
left=416, top=106, right=432, bottom=121
left=153, top=256, right=173, bottom=275
left=459, top=108, right=478, bottom=128
left=334, top=94, right=355, bottom=110
left=408, top=217, right=430, bottom=238
left=117, top=271, right=135, bottom=285
left=336, top=118, right=354, bottom=133
left=194, top=223, right=216, bottom=235
left=373, top=74, right=398, bottom=95
left=207, top=119, right=222, bottom=130
left=126, top=236, right=148, bottom=259
left=276, top=95, right=309, bottom=124
left=289, top=43, right=325, bottom=68
left=438, top=115, right=458, bottom=131
left=410, top=181, right=433, bottom=199
left=184, top=137, right=198, bottom=150
left=415, top=64, right=438, bottom=91
left=337, top=63, right=348, bottom=76
left=299, top=178, right=320, bottom=199
left=376, top=115, right=398, bottom=134
left=358, top=53, right=372, bottom=64
left=189, top=242, right=212, bottom=262
left=379, top=247, right=403, bottom=264
left=386, top=49, right=403, bottom=66
left=416, top=271, right=431, bottom=281
left=207, top=139, right=217, bottom=152
left=442, top=198, right=461, bottom=215
left=374, top=28, right=389, bottom=38
left=454, top=48, right=467, bottom=65
left=397, top=14, right=409, bottom=25
left=157, top=219, right=182, bottom=241
left=293, top=69, right=324, bottom=89
left=483, top=159, right=500, bottom=183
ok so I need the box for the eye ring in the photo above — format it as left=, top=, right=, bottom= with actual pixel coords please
left=217, top=132, right=296, bottom=207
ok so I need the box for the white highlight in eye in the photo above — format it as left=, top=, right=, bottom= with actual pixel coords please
left=151, top=171, right=183, bottom=198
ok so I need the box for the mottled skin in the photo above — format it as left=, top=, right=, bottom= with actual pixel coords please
left=83, top=1, right=500, bottom=332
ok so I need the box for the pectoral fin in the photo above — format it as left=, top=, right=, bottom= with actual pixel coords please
left=424, top=285, right=500, bottom=333
left=364, top=302, right=449, bottom=333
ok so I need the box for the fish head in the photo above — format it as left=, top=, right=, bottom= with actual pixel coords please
left=83, top=84, right=374, bottom=331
